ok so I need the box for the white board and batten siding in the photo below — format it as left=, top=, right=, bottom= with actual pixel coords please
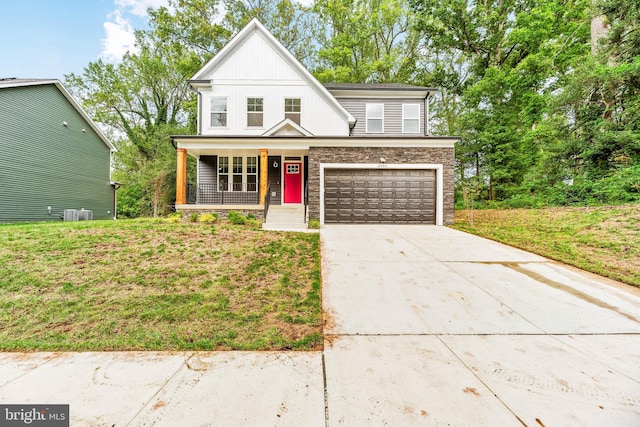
left=197, top=29, right=350, bottom=137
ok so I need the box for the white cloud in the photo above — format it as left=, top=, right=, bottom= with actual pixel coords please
left=100, top=10, right=137, bottom=62
left=100, top=0, right=170, bottom=63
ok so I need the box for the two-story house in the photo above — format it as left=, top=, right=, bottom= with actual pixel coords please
left=0, top=78, right=116, bottom=222
left=173, top=19, right=458, bottom=226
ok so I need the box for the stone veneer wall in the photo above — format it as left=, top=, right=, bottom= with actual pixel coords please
left=307, top=146, right=455, bottom=225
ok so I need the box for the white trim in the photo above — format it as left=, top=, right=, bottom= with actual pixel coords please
left=262, top=118, right=313, bottom=136
left=210, top=96, right=228, bottom=128
left=175, top=137, right=457, bottom=155
left=217, top=155, right=258, bottom=192
left=365, top=103, right=384, bottom=133
left=246, top=96, right=264, bottom=128
left=319, top=163, right=444, bottom=226
left=402, top=104, right=421, bottom=134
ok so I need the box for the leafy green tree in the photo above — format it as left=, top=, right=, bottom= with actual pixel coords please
left=313, top=0, right=421, bottom=82
left=557, top=0, right=640, bottom=178
left=142, top=0, right=318, bottom=68
left=66, top=38, right=196, bottom=216
left=411, top=0, right=590, bottom=200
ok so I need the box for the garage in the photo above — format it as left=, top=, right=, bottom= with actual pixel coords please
left=323, top=168, right=436, bottom=224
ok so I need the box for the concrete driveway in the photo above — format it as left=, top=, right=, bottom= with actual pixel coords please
left=321, top=225, right=640, bottom=426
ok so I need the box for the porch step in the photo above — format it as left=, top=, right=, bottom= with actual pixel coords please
left=262, top=205, right=311, bottom=232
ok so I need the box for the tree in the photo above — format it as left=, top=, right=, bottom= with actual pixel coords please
left=411, top=0, right=590, bottom=200
left=65, top=34, right=197, bottom=216
left=313, top=0, right=421, bottom=83
left=142, top=0, right=319, bottom=69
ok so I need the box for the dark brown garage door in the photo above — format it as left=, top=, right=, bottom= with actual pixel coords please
left=324, top=168, right=436, bottom=224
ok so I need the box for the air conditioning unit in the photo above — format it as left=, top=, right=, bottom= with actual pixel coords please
left=78, top=209, right=93, bottom=221
left=63, top=209, right=78, bottom=221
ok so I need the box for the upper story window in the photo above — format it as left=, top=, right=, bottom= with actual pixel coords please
left=284, top=98, right=301, bottom=125
left=402, top=104, right=420, bottom=133
left=210, top=97, right=227, bottom=127
left=366, top=103, right=384, bottom=133
left=247, top=97, right=263, bottom=127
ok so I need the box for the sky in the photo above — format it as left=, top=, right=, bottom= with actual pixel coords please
left=0, top=0, right=170, bottom=81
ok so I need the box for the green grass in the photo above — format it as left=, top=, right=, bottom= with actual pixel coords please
left=452, top=204, right=640, bottom=287
left=0, top=219, right=322, bottom=351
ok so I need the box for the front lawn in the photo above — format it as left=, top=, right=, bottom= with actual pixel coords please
left=452, top=204, right=640, bottom=287
left=0, top=219, right=322, bottom=351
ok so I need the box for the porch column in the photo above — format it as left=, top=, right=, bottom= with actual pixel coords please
left=259, top=148, right=268, bottom=205
left=176, top=148, right=187, bottom=205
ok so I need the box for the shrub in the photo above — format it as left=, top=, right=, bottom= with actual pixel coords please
left=198, top=213, right=218, bottom=224
left=308, top=219, right=320, bottom=229
left=227, top=210, right=246, bottom=225
left=189, top=213, right=199, bottom=222
left=165, top=212, right=183, bottom=223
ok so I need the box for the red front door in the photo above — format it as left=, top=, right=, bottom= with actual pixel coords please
left=283, top=162, right=302, bottom=203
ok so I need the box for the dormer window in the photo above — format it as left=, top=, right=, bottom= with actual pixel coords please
left=402, top=104, right=420, bottom=133
left=366, top=103, right=383, bottom=133
left=210, top=97, right=227, bottom=127
left=285, top=98, right=301, bottom=125
left=247, top=97, right=263, bottom=127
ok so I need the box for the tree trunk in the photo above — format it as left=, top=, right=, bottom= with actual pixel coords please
left=591, top=15, right=609, bottom=55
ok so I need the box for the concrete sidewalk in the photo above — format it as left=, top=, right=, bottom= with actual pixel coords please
left=321, top=225, right=640, bottom=426
left=1, top=225, right=639, bottom=426
left=0, top=351, right=324, bottom=426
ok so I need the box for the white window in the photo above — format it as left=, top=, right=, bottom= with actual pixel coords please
left=218, top=156, right=229, bottom=190
left=366, top=103, right=384, bottom=133
left=232, top=156, right=243, bottom=190
left=218, top=156, right=258, bottom=192
left=284, top=98, right=301, bottom=125
left=211, top=97, right=227, bottom=127
left=246, top=157, right=257, bottom=191
left=247, top=97, right=263, bottom=127
left=403, top=104, right=420, bottom=133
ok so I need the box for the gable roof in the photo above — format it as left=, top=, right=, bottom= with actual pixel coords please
left=263, top=118, right=313, bottom=137
left=190, top=19, right=355, bottom=125
left=0, top=78, right=116, bottom=151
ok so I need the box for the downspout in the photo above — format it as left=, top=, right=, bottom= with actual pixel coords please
left=425, top=93, right=430, bottom=136
left=196, top=90, right=202, bottom=135
left=349, top=119, right=357, bottom=136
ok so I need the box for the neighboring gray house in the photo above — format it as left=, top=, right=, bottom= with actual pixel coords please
left=0, top=78, right=116, bottom=222
left=173, top=20, right=459, bottom=225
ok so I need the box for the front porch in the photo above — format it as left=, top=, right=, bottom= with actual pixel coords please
left=174, top=144, right=309, bottom=225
